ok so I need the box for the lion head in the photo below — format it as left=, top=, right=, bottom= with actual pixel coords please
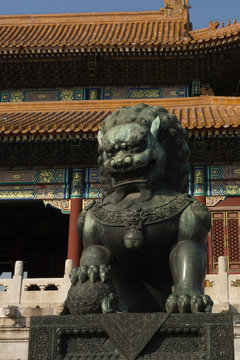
left=98, top=104, right=189, bottom=197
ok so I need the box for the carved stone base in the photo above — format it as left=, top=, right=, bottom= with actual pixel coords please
left=28, top=313, right=234, bottom=360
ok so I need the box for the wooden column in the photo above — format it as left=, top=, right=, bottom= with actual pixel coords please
left=193, top=165, right=206, bottom=205
left=67, top=198, right=83, bottom=267
left=67, top=169, right=84, bottom=267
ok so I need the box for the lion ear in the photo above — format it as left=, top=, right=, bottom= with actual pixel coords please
left=98, top=130, right=103, bottom=148
left=150, top=116, right=161, bottom=139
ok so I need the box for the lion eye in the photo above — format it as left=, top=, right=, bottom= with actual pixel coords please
left=132, top=146, right=140, bottom=153
left=131, top=142, right=146, bottom=153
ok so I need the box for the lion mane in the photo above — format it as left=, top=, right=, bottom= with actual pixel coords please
left=98, top=103, right=190, bottom=197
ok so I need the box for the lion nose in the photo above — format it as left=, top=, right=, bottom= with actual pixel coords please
left=112, top=155, right=133, bottom=169
left=124, top=156, right=133, bottom=167
left=110, top=157, right=123, bottom=169
left=111, top=151, right=125, bottom=169
left=110, top=159, right=115, bottom=167
left=116, top=158, right=123, bottom=168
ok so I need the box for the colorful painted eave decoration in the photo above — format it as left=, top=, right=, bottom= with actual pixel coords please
left=193, top=165, right=240, bottom=198
left=0, top=86, right=189, bottom=103
left=207, top=165, right=240, bottom=181
left=0, top=184, right=70, bottom=200
left=0, top=89, right=84, bottom=103
left=0, top=96, right=239, bottom=141
left=207, top=181, right=240, bottom=196
left=0, top=169, right=71, bottom=200
left=0, top=169, right=70, bottom=185
left=207, top=165, right=240, bottom=196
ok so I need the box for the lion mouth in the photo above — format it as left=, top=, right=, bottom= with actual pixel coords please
left=104, top=161, right=144, bottom=174
left=111, top=161, right=155, bottom=188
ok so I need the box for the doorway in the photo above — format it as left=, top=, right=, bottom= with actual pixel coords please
left=0, top=201, right=69, bottom=278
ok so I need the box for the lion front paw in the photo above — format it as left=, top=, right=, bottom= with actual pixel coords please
left=69, top=264, right=112, bottom=285
left=165, top=293, right=213, bottom=313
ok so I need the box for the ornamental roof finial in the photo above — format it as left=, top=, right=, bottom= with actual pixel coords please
left=163, top=0, right=191, bottom=23
left=163, top=0, right=189, bottom=9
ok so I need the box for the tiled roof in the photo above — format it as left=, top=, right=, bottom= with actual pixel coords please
left=0, top=11, right=239, bottom=56
left=190, top=20, right=240, bottom=47
left=0, top=97, right=239, bottom=140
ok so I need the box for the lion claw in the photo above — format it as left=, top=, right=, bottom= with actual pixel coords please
left=78, top=265, right=88, bottom=283
left=166, top=293, right=213, bottom=313
left=69, top=264, right=112, bottom=285
left=88, top=265, right=100, bottom=283
left=69, top=267, right=79, bottom=286
left=99, top=264, right=111, bottom=282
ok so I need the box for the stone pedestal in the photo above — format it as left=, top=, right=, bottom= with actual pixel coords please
left=28, top=313, right=234, bottom=360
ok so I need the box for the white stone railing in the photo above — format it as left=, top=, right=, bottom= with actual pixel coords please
left=205, top=256, right=240, bottom=313
left=0, top=259, right=72, bottom=313
left=1, top=256, right=240, bottom=314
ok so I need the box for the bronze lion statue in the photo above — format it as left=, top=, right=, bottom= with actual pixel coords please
left=63, top=104, right=213, bottom=314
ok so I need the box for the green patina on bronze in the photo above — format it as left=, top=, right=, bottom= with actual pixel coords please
left=63, top=103, right=213, bottom=314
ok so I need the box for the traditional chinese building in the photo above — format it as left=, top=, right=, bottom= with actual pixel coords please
left=0, top=2, right=240, bottom=359
left=0, top=0, right=239, bottom=281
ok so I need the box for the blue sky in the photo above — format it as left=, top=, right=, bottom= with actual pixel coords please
left=0, top=0, right=239, bottom=29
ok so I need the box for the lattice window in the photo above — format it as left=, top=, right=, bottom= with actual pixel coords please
left=227, top=212, right=240, bottom=271
left=211, top=212, right=225, bottom=271
left=210, top=211, right=240, bottom=273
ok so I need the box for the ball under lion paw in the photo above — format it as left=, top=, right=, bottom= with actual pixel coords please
left=65, top=280, right=116, bottom=315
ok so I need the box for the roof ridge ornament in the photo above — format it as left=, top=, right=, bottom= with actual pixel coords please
left=164, top=0, right=190, bottom=10
left=163, top=0, right=191, bottom=23
left=209, top=21, right=220, bottom=30
left=164, top=0, right=189, bottom=8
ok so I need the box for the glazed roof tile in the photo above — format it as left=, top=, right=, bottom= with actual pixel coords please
left=0, top=11, right=239, bottom=55
left=0, top=12, right=188, bottom=50
left=190, top=21, right=240, bottom=46
left=0, top=96, right=239, bottom=140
